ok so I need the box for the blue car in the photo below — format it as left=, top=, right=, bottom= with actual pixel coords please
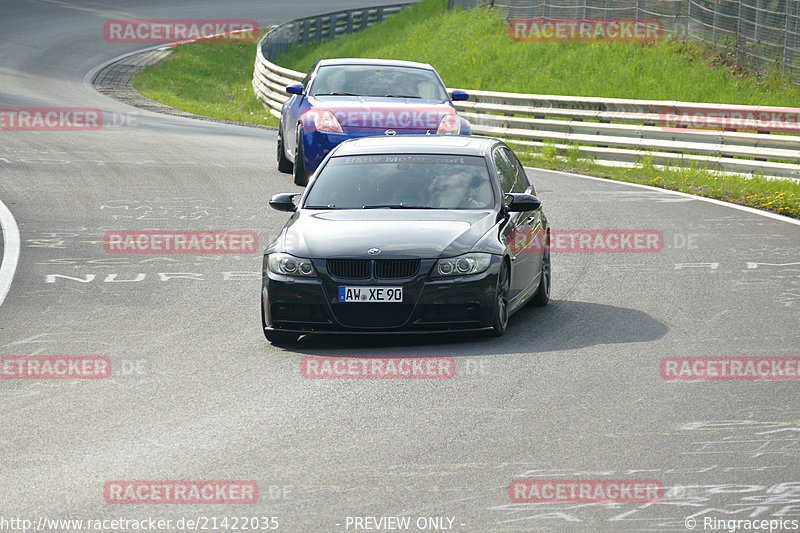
left=277, top=58, right=471, bottom=185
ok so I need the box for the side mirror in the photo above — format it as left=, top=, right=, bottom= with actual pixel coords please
left=269, top=193, right=298, bottom=212
left=450, top=89, right=469, bottom=101
left=505, top=193, right=541, bottom=212
left=285, top=83, right=303, bottom=95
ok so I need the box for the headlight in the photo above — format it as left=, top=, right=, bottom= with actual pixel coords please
left=302, top=110, right=343, bottom=133
left=268, top=253, right=316, bottom=277
left=436, top=112, right=460, bottom=135
left=432, top=253, right=492, bottom=277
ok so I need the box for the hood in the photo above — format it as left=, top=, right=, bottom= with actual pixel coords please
left=282, top=210, right=497, bottom=259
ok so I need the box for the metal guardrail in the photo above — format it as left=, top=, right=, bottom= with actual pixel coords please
left=456, top=90, right=800, bottom=177
left=252, top=3, right=411, bottom=119
left=253, top=5, right=800, bottom=178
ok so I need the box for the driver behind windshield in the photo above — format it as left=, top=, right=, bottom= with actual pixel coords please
left=305, top=155, right=494, bottom=210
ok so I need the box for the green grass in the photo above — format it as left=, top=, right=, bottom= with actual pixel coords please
left=513, top=144, right=800, bottom=219
left=134, top=36, right=277, bottom=126
left=276, top=0, right=800, bottom=106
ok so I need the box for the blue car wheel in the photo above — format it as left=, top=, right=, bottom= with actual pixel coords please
left=277, top=126, right=293, bottom=174
left=293, top=125, right=310, bottom=186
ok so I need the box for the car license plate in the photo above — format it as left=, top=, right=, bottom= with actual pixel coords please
left=338, top=286, right=403, bottom=303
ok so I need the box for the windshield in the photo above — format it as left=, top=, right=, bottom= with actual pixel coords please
left=309, top=65, right=449, bottom=100
left=304, top=154, right=495, bottom=210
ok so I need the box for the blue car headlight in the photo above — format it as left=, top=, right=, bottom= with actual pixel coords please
left=436, top=112, right=461, bottom=135
left=432, top=253, right=492, bottom=277
left=301, top=110, right=344, bottom=133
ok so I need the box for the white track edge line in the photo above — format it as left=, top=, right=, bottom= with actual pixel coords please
left=528, top=166, right=800, bottom=227
left=0, top=197, right=21, bottom=307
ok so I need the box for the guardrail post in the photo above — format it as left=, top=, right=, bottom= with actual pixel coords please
left=329, top=14, right=338, bottom=39
left=291, top=23, right=299, bottom=49
left=377, top=7, right=385, bottom=23
left=315, top=18, right=322, bottom=42
left=360, top=8, right=369, bottom=30
left=301, top=20, right=310, bottom=44
left=346, top=12, right=354, bottom=34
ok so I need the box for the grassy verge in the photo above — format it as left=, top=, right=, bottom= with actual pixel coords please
left=134, top=36, right=277, bottom=126
left=512, top=144, right=800, bottom=219
left=276, top=0, right=800, bottom=105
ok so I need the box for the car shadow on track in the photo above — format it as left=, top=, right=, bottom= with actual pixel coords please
left=276, top=300, right=667, bottom=356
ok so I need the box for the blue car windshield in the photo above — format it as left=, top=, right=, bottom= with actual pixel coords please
left=304, top=154, right=495, bottom=210
left=309, top=65, right=449, bottom=100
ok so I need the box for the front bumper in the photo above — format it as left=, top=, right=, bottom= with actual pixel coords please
left=262, top=256, right=502, bottom=334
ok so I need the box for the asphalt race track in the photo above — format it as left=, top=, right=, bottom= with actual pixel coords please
left=1, top=1, right=799, bottom=532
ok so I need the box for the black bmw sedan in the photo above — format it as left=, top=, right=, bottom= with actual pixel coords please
left=261, top=136, right=550, bottom=344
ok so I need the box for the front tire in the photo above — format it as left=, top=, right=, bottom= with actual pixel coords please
left=293, top=127, right=310, bottom=186
left=489, top=260, right=510, bottom=337
left=531, top=242, right=550, bottom=307
left=277, top=127, right=293, bottom=174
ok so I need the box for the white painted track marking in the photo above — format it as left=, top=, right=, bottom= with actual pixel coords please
left=0, top=197, right=21, bottom=307
left=528, top=167, right=800, bottom=227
